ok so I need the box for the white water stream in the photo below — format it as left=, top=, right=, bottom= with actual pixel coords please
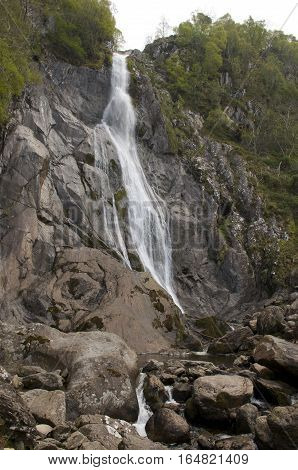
left=96, top=52, right=182, bottom=312
left=134, top=373, right=153, bottom=437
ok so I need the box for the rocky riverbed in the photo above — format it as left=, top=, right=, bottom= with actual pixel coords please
left=0, top=291, right=297, bottom=450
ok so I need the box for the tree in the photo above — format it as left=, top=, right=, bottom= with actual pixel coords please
left=155, top=16, right=172, bottom=39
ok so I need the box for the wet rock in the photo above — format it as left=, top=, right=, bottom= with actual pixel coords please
left=172, top=383, right=193, bottom=402
left=22, top=372, right=64, bottom=391
left=142, top=360, right=163, bottom=373
left=22, top=389, right=66, bottom=427
left=254, top=335, right=298, bottom=379
left=256, top=378, right=296, bottom=406
left=160, top=373, right=176, bottom=385
left=208, top=327, right=253, bottom=354
left=186, top=375, right=253, bottom=424
left=146, top=408, right=190, bottom=444
left=215, top=435, right=257, bottom=450
left=143, top=375, right=168, bottom=411
left=186, top=362, right=219, bottom=379
left=235, top=404, right=258, bottom=434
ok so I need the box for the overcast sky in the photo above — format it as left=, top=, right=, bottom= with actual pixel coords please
left=112, top=0, right=298, bottom=50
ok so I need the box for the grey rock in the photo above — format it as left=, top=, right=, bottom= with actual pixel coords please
left=36, top=424, right=53, bottom=437
left=256, top=378, right=296, bottom=406
left=146, top=408, right=190, bottom=444
left=235, top=404, right=258, bottom=434
left=215, top=435, right=257, bottom=450
left=22, top=389, right=66, bottom=427
left=172, top=383, right=193, bottom=402
left=208, top=327, right=253, bottom=354
left=143, top=375, right=168, bottom=411
left=254, top=335, right=298, bottom=379
left=186, top=375, right=253, bottom=424
left=22, top=372, right=64, bottom=391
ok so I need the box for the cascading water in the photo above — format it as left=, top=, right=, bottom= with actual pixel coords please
left=134, top=373, right=153, bottom=437
left=99, top=52, right=182, bottom=312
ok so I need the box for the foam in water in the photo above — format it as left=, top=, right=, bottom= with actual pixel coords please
left=100, top=52, right=182, bottom=312
left=134, top=373, right=153, bottom=437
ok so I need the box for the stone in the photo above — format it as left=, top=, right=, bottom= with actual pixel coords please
left=250, top=363, right=275, bottom=379
left=172, top=383, right=193, bottom=402
left=208, top=327, right=253, bottom=354
left=34, top=438, right=62, bottom=450
left=255, top=378, right=296, bottom=406
left=215, top=435, right=257, bottom=450
left=22, top=389, right=66, bottom=427
left=186, top=375, right=253, bottom=424
left=233, top=355, right=251, bottom=368
left=197, top=429, right=215, bottom=450
left=51, top=424, right=74, bottom=442
left=267, top=405, right=298, bottom=450
left=18, top=366, right=46, bottom=378
left=36, top=424, right=53, bottom=437
left=80, top=441, right=106, bottom=450
left=22, top=372, right=64, bottom=391
left=254, top=335, right=298, bottom=379
left=256, top=307, right=286, bottom=336
left=159, top=373, right=176, bottom=385
left=146, top=408, right=190, bottom=444
left=143, top=375, right=168, bottom=411
left=235, top=404, right=258, bottom=434
left=79, top=424, right=121, bottom=450
left=119, top=433, right=167, bottom=450
left=255, top=416, right=273, bottom=449
left=0, top=383, right=36, bottom=444
left=64, top=431, right=89, bottom=450
left=142, top=360, right=163, bottom=373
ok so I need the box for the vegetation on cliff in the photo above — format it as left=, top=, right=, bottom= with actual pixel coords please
left=143, top=13, right=297, bottom=288
left=0, top=0, right=119, bottom=125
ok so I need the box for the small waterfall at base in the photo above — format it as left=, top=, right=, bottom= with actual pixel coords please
left=101, top=52, right=183, bottom=312
left=134, top=373, right=153, bottom=437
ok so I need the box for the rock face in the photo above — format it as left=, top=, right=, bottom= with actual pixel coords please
left=186, top=375, right=253, bottom=423
left=146, top=408, right=190, bottom=444
left=254, top=335, right=298, bottom=379
left=255, top=406, right=298, bottom=450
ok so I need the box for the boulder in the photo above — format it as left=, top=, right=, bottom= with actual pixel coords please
left=0, top=383, right=36, bottom=445
left=25, top=324, right=138, bottom=422
left=146, top=408, right=190, bottom=444
left=208, top=327, right=253, bottom=354
left=142, top=360, right=163, bottom=373
left=197, top=429, right=215, bottom=450
left=256, top=307, right=285, bottom=336
left=255, top=415, right=273, bottom=449
left=22, top=389, right=66, bottom=427
left=254, top=335, right=298, bottom=380
left=119, top=433, right=167, bottom=450
left=250, top=363, right=275, bottom=379
left=172, top=383, right=193, bottom=403
left=36, top=424, right=53, bottom=437
left=267, top=405, right=298, bottom=450
left=235, top=404, right=258, bottom=434
left=34, top=438, right=63, bottom=450
left=256, top=378, right=296, bottom=406
left=22, top=372, right=64, bottom=391
left=143, top=375, right=168, bottom=411
left=186, top=375, right=253, bottom=424
left=215, top=435, right=257, bottom=450
left=64, top=431, right=89, bottom=450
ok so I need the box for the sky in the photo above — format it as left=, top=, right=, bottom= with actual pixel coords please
left=112, top=0, right=298, bottom=50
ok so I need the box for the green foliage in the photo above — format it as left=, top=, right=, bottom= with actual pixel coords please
left=42, top=0, right=119, bottom=67
left=0, top=0, right=39, bottom=125
left=0, top=0, right=120, bottom=124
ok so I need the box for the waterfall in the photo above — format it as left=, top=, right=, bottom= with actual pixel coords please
left=134, top=373, right=153, bottom=437
left=100, top=52, right=182, bottom=312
